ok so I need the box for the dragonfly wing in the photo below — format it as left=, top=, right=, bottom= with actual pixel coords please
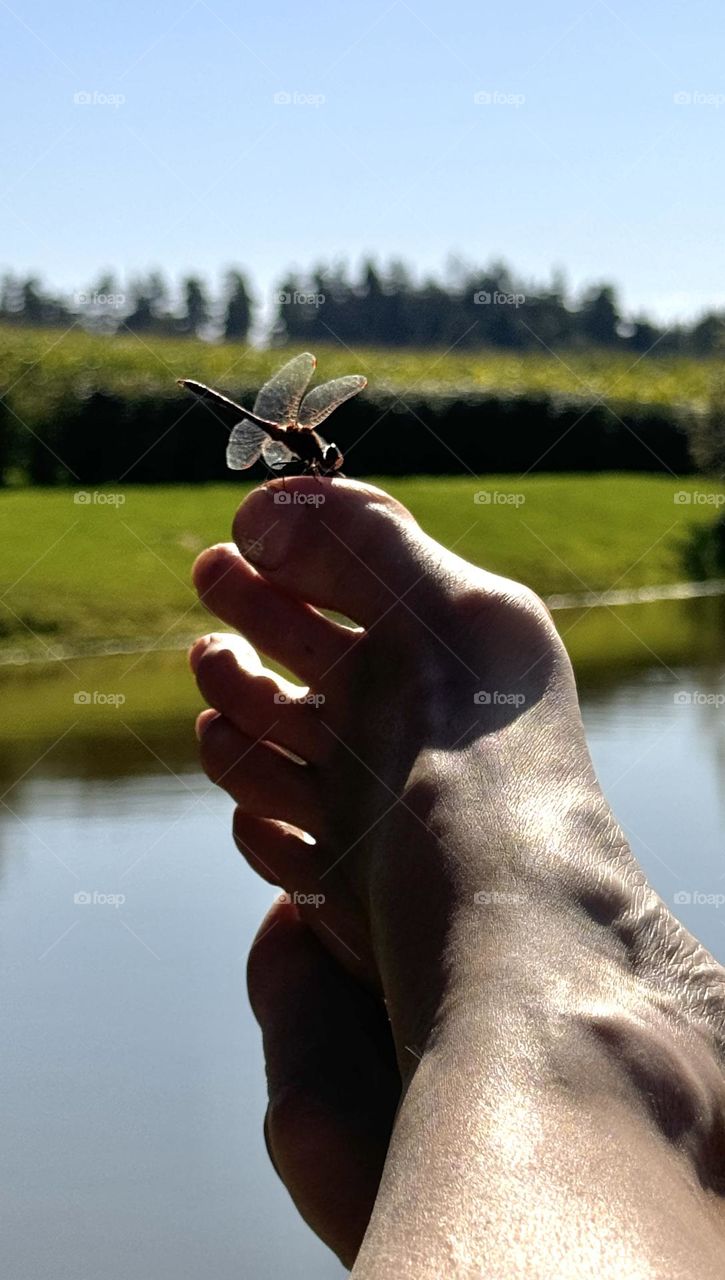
left=226, top=419, right=267, bottom=470
left=261, top=437, right=296, bottom=471
left=298, top=375, right=367, bottom=428
left=254, top=352, right=316, bottom=425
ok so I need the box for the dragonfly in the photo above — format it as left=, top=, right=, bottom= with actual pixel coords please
left=178, top=352, right=366, bottom=476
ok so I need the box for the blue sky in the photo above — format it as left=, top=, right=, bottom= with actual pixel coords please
left=1, top=0, right=723, bottom=323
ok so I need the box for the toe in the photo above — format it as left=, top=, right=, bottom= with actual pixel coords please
left=231, top=478, right=462, bottom=626
left=191, top=633, right=330, bottom=764
left=234, top=813, right=372, bottom=979
left=198, top=715, right=323, bottom=836
left=192, top=543, right=356, bottom=685
left=232, top=812, right=318, bottom=887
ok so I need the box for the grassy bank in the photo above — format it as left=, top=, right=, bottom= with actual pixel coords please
left=1, top=475, right=723, bottom=661
left=0, top=326, right=720, bottom=421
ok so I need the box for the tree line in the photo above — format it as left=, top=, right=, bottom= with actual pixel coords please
left=0, top=270, right=253, bottom=341
left=1, top=261, right=723, bottom=355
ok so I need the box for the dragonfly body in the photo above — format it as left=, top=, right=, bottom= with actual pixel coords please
left=273, top=422, right=342, bottom=473
left=178, top=352, right=364, bottom=477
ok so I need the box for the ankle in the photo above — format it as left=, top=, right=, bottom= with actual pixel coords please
left=355, top=971, right=725, bottom=1280
left=410, top=925, right=725, bottom=1182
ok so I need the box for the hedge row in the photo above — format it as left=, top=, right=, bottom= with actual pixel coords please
left=0, top=387, right=697, bottom=484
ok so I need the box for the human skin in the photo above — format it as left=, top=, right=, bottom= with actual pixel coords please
left=191, top=477, right=725, bottom=1277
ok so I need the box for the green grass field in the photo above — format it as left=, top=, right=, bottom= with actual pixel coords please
left=0, top=325, right=721, bottom=427
left=2, top=473, right=724, bottom=752
left=1, top=475, right=722, bottom=662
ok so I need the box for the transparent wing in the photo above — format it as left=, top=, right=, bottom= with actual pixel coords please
left=298, top=375, right=367, bottom=428
left=226, top=419, right=267, bottom=470
left=261, top=437, right=296, bottom=471
left=254, top=352, right=316, bottom=426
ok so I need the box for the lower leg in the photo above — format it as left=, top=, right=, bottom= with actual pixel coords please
left=353, top=928, right=725, bottom=1278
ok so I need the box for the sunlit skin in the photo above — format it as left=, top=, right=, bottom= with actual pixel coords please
left=191, top=476, right=725, bottom=1277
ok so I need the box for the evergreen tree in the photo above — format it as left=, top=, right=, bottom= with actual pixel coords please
left=689, top=313, right=725, bottom=356
left=222, top=270, right=252, bottom=341
left=578, top=285, right=621, bottom=346
left=0, top=273, right=23, bottom=321
left=124, top=271, right=171, bottom=333
left=180, top=276, right=209, bottom=337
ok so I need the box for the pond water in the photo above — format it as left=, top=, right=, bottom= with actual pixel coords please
left=1, top=602, right=724, bottom=1279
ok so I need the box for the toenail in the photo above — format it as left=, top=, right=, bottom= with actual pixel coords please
left=195, top=709, right=218, bottom=740
left=189, top=635, right=214, bottom=674
left=234, top=489, right=292, bottom=570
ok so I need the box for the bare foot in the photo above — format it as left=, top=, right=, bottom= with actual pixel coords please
left=193, top=477, right=725, bottom=1278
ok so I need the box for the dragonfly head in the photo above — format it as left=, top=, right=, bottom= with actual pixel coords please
left=322, top=442, right=344, bottom=473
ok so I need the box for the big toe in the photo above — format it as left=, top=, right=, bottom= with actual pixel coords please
left=232, top=477, right=473, bottom=627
